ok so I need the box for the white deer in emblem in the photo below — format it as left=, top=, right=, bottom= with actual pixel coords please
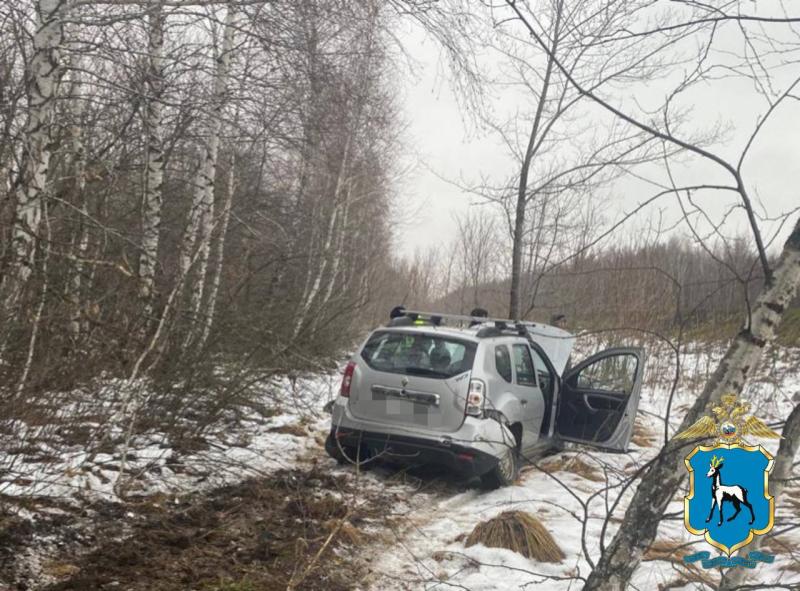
left=705, top=455, right=755, bottom=526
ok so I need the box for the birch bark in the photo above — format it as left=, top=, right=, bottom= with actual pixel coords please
left=583, top=217, right=800, bottom=591
left=67, top=68, right=88, bottom=340
left=291, top=135, right=351, bottom=338
left=138, top=2, right=165, bottom=318
left=179, top=7, right=234, bottom=290
left=1, top=0, right=63, bottom=310
left=197, top=152, right=235, bottom=350
left=719, top=401, right=800, bottom=590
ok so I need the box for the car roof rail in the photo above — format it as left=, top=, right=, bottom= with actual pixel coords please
left=394, top=309, right=574, bottom=340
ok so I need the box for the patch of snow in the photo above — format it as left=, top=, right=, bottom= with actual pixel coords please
left=364, top=343, right=800, bottom=590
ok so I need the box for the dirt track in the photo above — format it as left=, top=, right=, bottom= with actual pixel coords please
left=29, top=466, right=384, bottom=591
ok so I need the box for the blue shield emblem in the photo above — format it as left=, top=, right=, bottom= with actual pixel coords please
left=685, top=443, right=774, bottom=555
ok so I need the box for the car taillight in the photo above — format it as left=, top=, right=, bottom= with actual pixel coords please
left=340, top=361, right=356, bottom=397
left=466, top=378, right=485, bottom=417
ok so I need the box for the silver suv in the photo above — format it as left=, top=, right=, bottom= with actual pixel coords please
left=325, top=310, right=644, bottom=487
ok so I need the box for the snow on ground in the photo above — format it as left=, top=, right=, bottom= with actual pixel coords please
left=0, top=370, right=342, bottom=589
left=362, top=341, right=800, bottom=590
left=2, top=338, right=799, bottom=590
left=0, top=373, right=337, bottom=505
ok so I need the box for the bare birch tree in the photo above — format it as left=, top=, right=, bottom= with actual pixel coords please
left=1, top=0, right=63, bottom=310
left=181, top=6, right=236, bottom=347
left=482, top=1, right=800, bottom=588
left=137, top=1, right=165, bottom=320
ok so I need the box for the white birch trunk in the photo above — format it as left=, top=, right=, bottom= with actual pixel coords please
left=583, top=217, right=800, bottom=591
left=138, top=3, right=165, bottom=317
left=197, top=152, right=235, bottom=350
left=67, top=69, right=88, bottom=340
left=719, top=401, right=800, bottom=589
left=16, top=202, right=50, bottom=396
left=291, top=135, right=351, bottom=338
left=1, top=0, right=62, bottom=310
left=180, top=7, right=234, bottom=288
left=312, top=181, right=351, bottom=328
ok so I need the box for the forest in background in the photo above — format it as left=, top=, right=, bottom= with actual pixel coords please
left=1, top=0, right=405, bottom=395
left=1, top=0, right=798, bottom=402
left=1, top=0, right=798, bottom=412
left=1, top=1, right=800, bottom=589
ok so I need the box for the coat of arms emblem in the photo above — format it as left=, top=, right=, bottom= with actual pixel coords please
left=677, top=394, right=780, bottom=558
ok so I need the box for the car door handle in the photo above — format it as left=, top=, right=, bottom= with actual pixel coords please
left=521, top=399, right=528, bottom=406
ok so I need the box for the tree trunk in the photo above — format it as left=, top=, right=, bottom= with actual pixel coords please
left=67, top=68, right=88, bottom=341
left=1, top=0, right=63, bottom=310
left=138, top=2, right=166, bottom=319
left=508, top=1, right=561, bottom=320
left=181, top=7, right=235, bottom=344
left=719, top=401, right=800, bottom=590
left=583, top=217, right=800, bottom=591
left=197, top=152, right=235, bottom=350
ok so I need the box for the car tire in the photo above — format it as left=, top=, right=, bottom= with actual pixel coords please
left=480, top=443, right=519, bottom=489
left=324, top=432, right=351, bottom=465
left=325, top=432, right=373, bottom=467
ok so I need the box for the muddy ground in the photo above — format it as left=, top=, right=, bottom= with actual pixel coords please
left=1, top=456, right=465, bottom=591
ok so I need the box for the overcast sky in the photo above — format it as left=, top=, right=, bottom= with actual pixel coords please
left=393, top=10, right=800, bottom=261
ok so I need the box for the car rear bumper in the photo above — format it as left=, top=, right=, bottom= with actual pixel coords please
left=325, top=427, right=499, bottom=477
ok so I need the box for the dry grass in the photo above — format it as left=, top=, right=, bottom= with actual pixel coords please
left=287, top=493, right=347, bottom=521
left=759, top=535, right=794, bottom=555
left=643, top=539, right=687, bottom=564
left=326, top=519, right=363, bottom=546
left=465, top=511, right=565, bottom=563
left=631, top=419, right=656, bottom=448
left=268, top=423, right=307, bottom=437
left=41, top=561, right=81, bottom=578
left=538, top=455, right=604, bottom=482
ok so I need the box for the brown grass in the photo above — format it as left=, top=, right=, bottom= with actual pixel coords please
left=268, top=423, right=307, bottom=437
left=41, top=561, right=81, bottom=578
left=643, top=539, right=687, bottom=564
left=631, top=419, right=656, bottom=448
left=465, top=511, right=565, bottom=563
left=325, top=519, right=363, bottom=546
left=538, top=455, right=604, bottom=482
left=759, top=535, right=795, bottom=557
left=287, top=493, right=347, bottom=521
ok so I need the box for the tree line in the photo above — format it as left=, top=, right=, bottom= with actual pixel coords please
left=0, top=0, right=401, bottom=395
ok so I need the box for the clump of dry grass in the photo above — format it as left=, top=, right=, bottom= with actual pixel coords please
left=539, top=455, right=604, bottom=482
left=631, top=419, right=656, bottom=448
left=326, top=519, right=363, bottom=546
left=465, top=511, right=565, bottom=563
left=643, top=539, right=687, bottom=564
left=269, top=423, right=307, bottom=437
left=287, top=493, right=347, bottom=520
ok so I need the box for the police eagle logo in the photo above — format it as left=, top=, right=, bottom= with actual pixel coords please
left=677, top=394, right=780, bottom=557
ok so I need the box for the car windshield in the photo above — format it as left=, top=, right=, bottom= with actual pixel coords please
left=360, top=330, right=476, bottom=379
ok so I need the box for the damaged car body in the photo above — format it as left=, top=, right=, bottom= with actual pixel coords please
left=325, top=310, right=645, bottom=488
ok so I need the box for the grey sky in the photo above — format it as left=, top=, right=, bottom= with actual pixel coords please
left=395, top=10, right=799, bottom=260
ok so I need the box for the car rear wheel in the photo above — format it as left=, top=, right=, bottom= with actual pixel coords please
left=325, top=432, right=374, bottom=467
left=325, top=432, right=353, bottom=465
left=480, top=443, right=519, bottom=489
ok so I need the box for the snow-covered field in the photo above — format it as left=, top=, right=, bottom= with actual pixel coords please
left=359, top=341, right=800, bottom=590
left=2, top=339, right=798, bottom=590
left=0, top=373, right=339, bottom=504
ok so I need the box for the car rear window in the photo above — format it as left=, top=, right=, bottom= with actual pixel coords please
left=360, top=330, right=476, bottom=379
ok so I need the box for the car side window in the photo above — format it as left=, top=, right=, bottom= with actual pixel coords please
left=495, top=345, right=512, bottom=383
left=573, top=353, right=638, bottom=394
left=530, top=347, right=553, bottom=397
left=512, top=344, right=537, bottom=387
